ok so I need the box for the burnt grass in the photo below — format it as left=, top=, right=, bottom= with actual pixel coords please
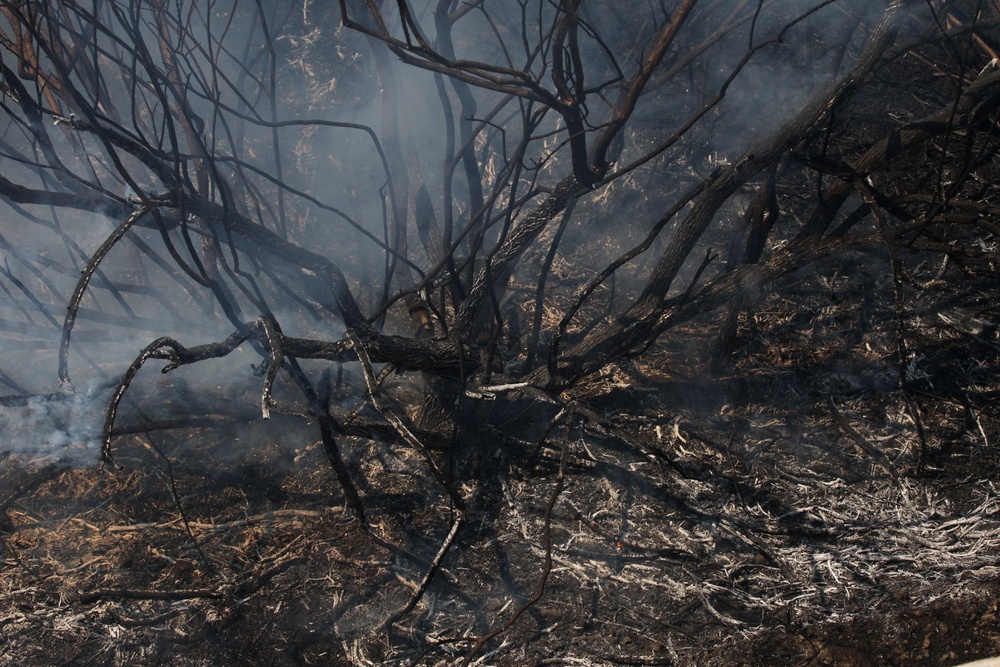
left=1, top=241, right=999, bottom=667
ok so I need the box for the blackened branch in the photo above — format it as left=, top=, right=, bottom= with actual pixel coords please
left=258, top=315, right=284, bottom=420
left=60, top=204, right=155, bottom=388
left=346, top=329, right=466, bottom=628
left=101, top=329, right=252, bottom=465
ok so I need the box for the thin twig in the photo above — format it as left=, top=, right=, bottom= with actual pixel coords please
left=346, top=329, right=466, bottom=629
left=828, top=396, right=901, bottom=485
left=457, top=433, right=569, bottom=666
left=79, top=587, right=222, bottom=603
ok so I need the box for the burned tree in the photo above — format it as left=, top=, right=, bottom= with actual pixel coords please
left=2, top=0, right=1000, bottom=664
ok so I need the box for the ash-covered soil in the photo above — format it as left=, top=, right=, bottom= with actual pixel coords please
left=2, top=250, right=999, bottom=666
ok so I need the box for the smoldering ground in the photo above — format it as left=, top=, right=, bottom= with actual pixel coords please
left=2, top=1, right=1000, bottom=665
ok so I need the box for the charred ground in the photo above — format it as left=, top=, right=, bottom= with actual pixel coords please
left=1, top=1, right=1000, bottom=665
left=2, top=244, right=999, bottom=666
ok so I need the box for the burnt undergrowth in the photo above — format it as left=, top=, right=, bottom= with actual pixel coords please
left=1, top=1, right=1000, bottom=665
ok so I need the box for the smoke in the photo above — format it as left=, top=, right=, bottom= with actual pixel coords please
left=0, top=381, right=112, bottom=467
left=664, top=0, right=876, bottom=164
left=0, top=1, right=937, bottom=466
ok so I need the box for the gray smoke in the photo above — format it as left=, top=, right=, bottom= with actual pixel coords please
left=1, top=381, right=111, bottom=467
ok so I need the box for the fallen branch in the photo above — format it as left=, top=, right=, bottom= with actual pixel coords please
left=828, top=396, right=901, bottom=485
left=78, top=587, right=222, bottom=603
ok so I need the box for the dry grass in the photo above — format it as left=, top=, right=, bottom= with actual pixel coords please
left=2, top=254, right=1000, bottom=666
